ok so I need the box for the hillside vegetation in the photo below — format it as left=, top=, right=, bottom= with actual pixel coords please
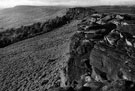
left=0, top=19, right=80, bottom=91
left=0, top=7, right=95, bottom=48
left=0, top=6, right=67, bottom=30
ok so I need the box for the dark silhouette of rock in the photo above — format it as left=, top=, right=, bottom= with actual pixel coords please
left=48, top=87, right=75, bottom=91
left=77, top=87, right=91, bottom=91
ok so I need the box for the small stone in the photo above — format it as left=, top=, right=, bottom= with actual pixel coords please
left=85, top=76, right=92, bottom=82
left=123, top=75, right=128, bottom=80
left=125, top=61, right=129, bottom=64
left=129, top=69, right=132, bottom=72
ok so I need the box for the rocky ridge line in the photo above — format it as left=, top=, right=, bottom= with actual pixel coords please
left=49, top=13, right=135, bottom=91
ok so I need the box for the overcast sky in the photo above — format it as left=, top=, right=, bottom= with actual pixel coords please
left=0, top=0, right=135, bottom=8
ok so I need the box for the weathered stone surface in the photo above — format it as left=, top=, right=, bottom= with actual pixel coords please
left=90, top=43, right=135, bottom=82
left=65, top=12, right=135, bottom=91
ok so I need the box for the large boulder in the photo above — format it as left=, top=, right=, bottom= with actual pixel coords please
left=90, top=43, right=135, bottom=82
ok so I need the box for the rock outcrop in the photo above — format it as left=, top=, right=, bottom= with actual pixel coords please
left=52, top=13, right=135, bottom=91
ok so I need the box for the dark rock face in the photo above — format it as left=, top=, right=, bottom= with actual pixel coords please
left=64, top=13, right=135, bottom=91
left=90, top=44, right=135, bottom=81
left=66, top=7, right=96, bottom=19
left=48, top=87, right=75, bottom=91
left=67, top=32, right=94, bottom=84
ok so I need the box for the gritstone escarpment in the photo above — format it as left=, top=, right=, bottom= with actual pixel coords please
left=64, top=13, right=135, bottom=91
left=1, top=6, right=135, bottom=91
left=50, top=9, right=135, bottom=91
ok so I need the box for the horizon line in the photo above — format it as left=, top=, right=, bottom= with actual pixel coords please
left=0, top=4, right=134, bottom=9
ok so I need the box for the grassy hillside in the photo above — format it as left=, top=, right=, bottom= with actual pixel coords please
left=0, top=20, right=80, bottom=91
left=0, top=6, right=67, bottom=30
left=0, top=7, right=95, bottom=48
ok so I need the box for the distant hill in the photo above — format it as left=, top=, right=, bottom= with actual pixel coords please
left=0, top=5, right=68, bottom=30
left=92, top=5, right=135, bottom=14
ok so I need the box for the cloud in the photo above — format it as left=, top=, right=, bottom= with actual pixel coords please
left=0, top=0, right=135, bottom=8
left=100, top=0, right=135, bottom=5
left=28, top=0, right=135, bottom=6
